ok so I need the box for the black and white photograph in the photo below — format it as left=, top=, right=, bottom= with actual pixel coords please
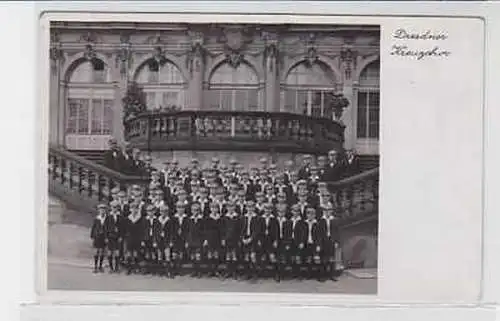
left=46, top=20, right=380, bottom=294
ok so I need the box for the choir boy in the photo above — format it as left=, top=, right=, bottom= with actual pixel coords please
left=90, top=204, right=108, bottom=273
left=290, top=204, right=306, bottom=279
left=104, top=201, right=124, bottom=273
left=198, top=187, right=211, bottom=217
left=172, top=202, right=190, bottom=276
left=319, top=204, right=340, bottom=281
left=124, top=203, right=144, bottom=275
left=276, top=203, right=293, bottom=281
left=304, top=207, right=325, bottom=281
left=206, top=202, right=223, bottom=277
left=157, top=204, right=175, bottom=278
left=188, top=203, right=205, bottom=277
left=241, top=201, right=263, bottom=280
left=261, top=203, right=279, bottom=281
left=221, top=202, right=244, bottom=279
left=142, top=205, right=161, bottom=274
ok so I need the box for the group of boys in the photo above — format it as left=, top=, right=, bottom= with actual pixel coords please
left=91, top=152, right=347, bottom=282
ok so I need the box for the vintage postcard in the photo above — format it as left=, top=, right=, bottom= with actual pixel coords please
left=36, top=9, right=484, bottom=306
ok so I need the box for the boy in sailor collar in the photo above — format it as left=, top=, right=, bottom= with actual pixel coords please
left=227, top=182, right=240, bottom=203
left=170, top=159, right=181, bottom=177
left=274, top=173, right=293, bottom=202
left=90, top=203, right=108, bottom=273
left=205, top=202, right=223, bottom=277
left=249, top=166, right=259, bottom=184
left=317, top=182, right=334, bottom=211
left=228, top=158, right=238, bottom=176
left=189, top=179, right=201, bottom=202
left=304, top=207, right=326, bottom=281
left=290, top=204, right=307, bottom=279
left=275, top=192, right=289, bottom=212
left=197, top=187, right=211, bottom=217
left=241, top=200, right=263, bottom=280
left=124, top=202, right=144, bottom=275
left=175, top=189, right=192, bottom=217
left=307, top=166, right=321, bottom=194
left=259, top=156, right=268, bottom=170
left=319, top=203, right=341, bottom=281
left=117, top=190, right=130, bottom=217
left=261, top=203, right=280, bottom=281
left=188, top=203, right=205, bottom=278
left=190, top=158, right=200, bottom=172
left=254, top=191, right=266, bottom=215
left=276, top=203, right=293, bottom=281
left=171, top=201, right=190, bottom=276
left=235, top=189, right=247, bottom=215
left=256, top=168, right=271, bottom=193
left=157, top=204, right=175, bottom=278
left=151, top=189, right=168, bottom=215
left=268, top=163, right=278, bottom=184
left=295, top=189, right=310, bottom=218
left=235, top=163, right=245, bottom=179
left=221, top=202, right=244, bottom=279
left=239, top=171, right=256, bottom=200
left=110, top=187, right=121, bottom=203
left=141, top=204, right=162, bottom=275
left=263, top=183, right=277, bottom=205
left=212, top=187, right=227, bottom=216
left=104, top=201, right=124, bottom=273
left=210, top=157, right=220, bottom=173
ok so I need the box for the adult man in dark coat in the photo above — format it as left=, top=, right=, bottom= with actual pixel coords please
left=103, top=138, right=123, bottom=172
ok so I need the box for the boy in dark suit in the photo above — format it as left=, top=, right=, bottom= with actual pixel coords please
left=276, top=203, right=292, bottom=281
left=304, top=207, right=325, bottom=281
left=261, top=203, right=279, bottom=281
left=171, top=202, right=190, bottom=277
left=90, top=204, right=108, bottom=273
left=188, top=203, right=205, bottom=278
left=241, top=200, right=263, bottom=280
left=157, top=204, right=175, bottom=278
left=290, top=204, right=306, bottom=279
left=221, top=202, right=244, bottom=279
left=104, top=201, right=124, bottom=273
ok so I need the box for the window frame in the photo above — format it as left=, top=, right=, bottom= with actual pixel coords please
left=356, top=60, right=380, bottom=140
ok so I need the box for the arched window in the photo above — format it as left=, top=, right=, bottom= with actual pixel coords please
left=207, top=62, right=261, bottom=111
left=66, top=58, right=114, bottom=150
left=282, top=62, right=336, bottom=118
left=357, top=60, right=380, bottom=139
left=135, top=59, right=186, bottom=110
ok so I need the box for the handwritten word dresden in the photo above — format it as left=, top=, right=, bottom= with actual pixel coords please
left=392, top=28, right=448, bottom=41
left=390, top=45, right=451, bottom=60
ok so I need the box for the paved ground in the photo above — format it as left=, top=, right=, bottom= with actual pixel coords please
left=47, top=196, right=377, bottom=294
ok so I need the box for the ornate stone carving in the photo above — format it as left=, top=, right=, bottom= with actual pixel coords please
left=186, top=30, right=206, bottom=74
left=49, top=42, right=64, bottom=75
left=262, top=31, right=279, bottom=72
left=83, top=43, right=97, bottom=61
left=153, top=46, right=167, bottom=65
left=218, top=26, right=253, bottom=69
left=115, top=33, right=132, bottom=77
left=340, top=43, right=357, bottom=80
left=302, top=33, right=319, bottom=67
left=80, top=31, right=98, bottom=44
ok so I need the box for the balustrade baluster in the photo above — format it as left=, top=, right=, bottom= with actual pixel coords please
left=230, top=116, right=236, bottom=137
left=87, top=170, right=94, bottom=198
left=78, top=166, right=84, bottom=194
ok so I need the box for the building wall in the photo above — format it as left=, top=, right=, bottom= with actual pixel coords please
left=49, top=23, right=380, bottom=155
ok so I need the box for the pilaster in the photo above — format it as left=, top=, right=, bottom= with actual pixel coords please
left=262, top=31, right=280, bottom=112
left=186, top=30, right=205, bottom=110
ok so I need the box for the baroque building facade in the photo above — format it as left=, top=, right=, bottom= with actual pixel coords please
left=49, top=22, right=380, bottom=168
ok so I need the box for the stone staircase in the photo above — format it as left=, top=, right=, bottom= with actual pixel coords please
left=71, top=150, right=106, bottom=165
left=358, top=155, right=380, bottom=171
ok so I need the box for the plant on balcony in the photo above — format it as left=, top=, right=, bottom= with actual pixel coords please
left=325, top=92, right=350, bottom=122
left=122, top=81, right=147, bottom=124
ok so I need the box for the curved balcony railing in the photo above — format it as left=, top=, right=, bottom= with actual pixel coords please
left=124, top=110, right=345, bottom=154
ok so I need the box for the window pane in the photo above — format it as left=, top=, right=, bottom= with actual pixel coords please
left=284, top=90, right=296, bottom=113
left=77, top=100, right=89, bottom=134
left=146, top=92, right=156, bottom=109
left=247, top=89, right=259, bottom=111
left=66, top=99, right=79, bottom=134
left=285, top=63, right=336, bottom=86
left=311, top=90, right=322, bottom=117
left=297, top=90, right=308, bottom=115
left=207, top=90, right=221, bottom=110
left=103, top=100, right=113, bottom=135
left=220, top=90, right=232, bottom=111
left=357, top=92, right=368, bottom=138
left=234, top=90, right=247, bottom=111
left=159, top=63, right=184, bottom=84
left=91, top=99, right=103, bottom=134
left=162, top=92, right=179, bottom=108
left=368, top=92, right=380, bottom=138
